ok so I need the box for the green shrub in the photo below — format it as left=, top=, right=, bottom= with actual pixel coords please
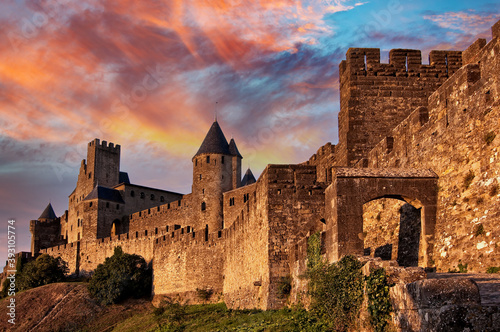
left=463, top=170, right=475, bottom=189
left=277, top=276, right=292, bottom=298
left=196, top=288, right=213, bottom=301
left=16, top=254, right=68, bottom=291
left=87, top=246, right=152, bottom=305
left=306, top=232, right=323, bottom=271
left=486, top=267, right=500, bottom=274
left=366, top=268, right=393, bottom=332
left=308, top=255, right=364, bottom=331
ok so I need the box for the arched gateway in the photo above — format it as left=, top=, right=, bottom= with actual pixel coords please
left=325, top=168, right=438, bottom=267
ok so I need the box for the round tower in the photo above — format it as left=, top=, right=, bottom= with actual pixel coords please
left=192, top=120, right=235, bottom=233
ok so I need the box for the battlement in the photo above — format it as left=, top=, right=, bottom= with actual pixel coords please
left=88, top=138, right=120, bottom=153
left=340, top=48, right=462, bottom=78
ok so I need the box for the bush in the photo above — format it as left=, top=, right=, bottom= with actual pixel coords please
left=366, top=268, right=393, bottom=332
left=277, top=276, right=292, bottom=298
left=196, top=288, right=213, bottom=301
left=17, top=254, right=68, bottom=291
left=87, top=246, right=152, bottom=305
left=308, top=255, right=364, bottom=331
left=487, top=267, right=500, bottom=274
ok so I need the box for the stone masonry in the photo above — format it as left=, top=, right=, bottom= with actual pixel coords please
left=24, top=20, right=500, bottom=314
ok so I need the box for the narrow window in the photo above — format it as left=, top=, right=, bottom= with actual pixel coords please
left=195, top=159, right=198, bottom=166
left=202, top=189, right=205, bottom=194
left=277, top=189, right=281, bottom=195
left=88, top=172, right=92, bottom=179
left=151, top=194, right=155, bottom=200
left=131, top=190, right=135, bottom=197
left=145, top=230, right=148, bottom=236
left=221, top=156, right=225, bottom=164
left=89, top=202, right=93, bottom=207
left=168, top=203, right=171, bottom=209
left=157, top=206, right=160, bottom=212
left=140, top=192, right=145, bottom=199
left=178, top=200, right=181, bottom=206
left=205, top=225, right=209, bottom=241
left=106, top=202, right=110, bottom=208
left=199, top=174, right=202, bottom=180
left=206, top=156, right=210, bottom=163
left=201, top=202, right=206, bottom=211
left=136, top=231, right=138, bottom=238
left=155, top=227, right=158, bottom=235
left=116, top=204, right=119, bottom=210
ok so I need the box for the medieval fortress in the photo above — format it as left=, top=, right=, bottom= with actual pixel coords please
left=27, top=21, right=499, bottom=310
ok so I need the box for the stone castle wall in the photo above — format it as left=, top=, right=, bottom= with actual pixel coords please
left=337, top=48, right=462, bottom=167
left=359, top=30, right=500, bottom=272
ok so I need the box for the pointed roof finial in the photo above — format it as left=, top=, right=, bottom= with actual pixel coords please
left=39, top=203, right=57, bottom=220
left=215, top=101, right=218, bottom=122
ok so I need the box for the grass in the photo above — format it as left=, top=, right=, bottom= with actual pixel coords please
left=109, top=302, right=326, bottom=332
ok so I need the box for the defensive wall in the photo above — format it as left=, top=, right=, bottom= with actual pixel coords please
left=357, top=26, right=500, bottom=272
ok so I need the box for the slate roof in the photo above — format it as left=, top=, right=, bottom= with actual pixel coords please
left=83, top=185, right=125, bottom=204
left=241, top=168, right=256, bottom=186
left=119, top=172, right=130, bottom=184
left=39, top=203, right=57, bottom=220
left=229, top=138, right=243, bottom=158
left=194, top=121, right=231, bottom=157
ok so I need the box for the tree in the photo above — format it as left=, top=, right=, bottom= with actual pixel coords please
left=17, top=254, right=68, bottom=291
left=88, top=246, right=152, bottom=305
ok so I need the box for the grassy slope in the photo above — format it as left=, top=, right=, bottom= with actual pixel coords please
left=0, top=283, right=325, bottom=332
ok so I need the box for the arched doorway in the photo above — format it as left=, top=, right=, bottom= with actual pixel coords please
left=325, top=168, right=438, bottom=268
left=363, top=198, right=421, bottom=266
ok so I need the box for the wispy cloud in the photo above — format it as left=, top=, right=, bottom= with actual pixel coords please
left=424, top=10, right=498, bottom=35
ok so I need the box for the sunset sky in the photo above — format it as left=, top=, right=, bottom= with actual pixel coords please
left=0, top=0, right=498, bottom=263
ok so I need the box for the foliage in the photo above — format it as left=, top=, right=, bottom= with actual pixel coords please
left=87, top=246, right=152, bottom=305
left=308, top=255, right=364, bottom=331
left=486, top=267, right=500, bottom=274
left=366, top=268, right=393, bottom=332
left=306, top=232, right=323, bottom=271
left=148, top=302, right=329, bottom=332
left=17, top=254, right=68, bottom=291
left=195, top=288, right=214, bottom=301
left=484, top=131, right=496, bottom=145
left=277, top=276, right=292, bottom=298
left=463, top=170, right=475, bottom=189
left=449, top=262, right=468, bottom=273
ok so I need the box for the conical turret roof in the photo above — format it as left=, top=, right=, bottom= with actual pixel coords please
left=39, top=203, right=57, bottom=220
left=194, top=121, right=231, bottom=157
left=241, top=168, right=256, bottom=186
left=229, top=138, right=242, bottom=158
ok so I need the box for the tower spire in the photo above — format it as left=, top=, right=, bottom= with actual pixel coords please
left=215, top=101, right=218, bottom=122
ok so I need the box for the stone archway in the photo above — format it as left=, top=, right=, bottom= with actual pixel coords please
left=325, top=168, right=438, bottom=267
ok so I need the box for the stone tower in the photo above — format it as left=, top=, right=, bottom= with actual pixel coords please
left=67, top=139, right=121, bottom=243
left=337, top=48, right=462, bottom=167
left=30, top=203, right=64, bottom=254
left=229, top=138, right=242, bottom=190
left=192, top=120, right=241, bottom=232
